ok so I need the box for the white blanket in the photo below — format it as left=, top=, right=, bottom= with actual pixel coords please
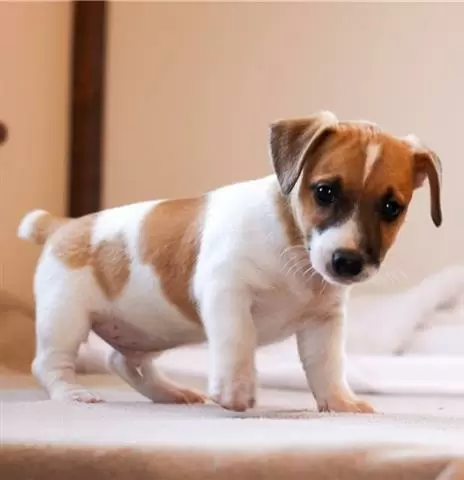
left=79, top=265, right=464, bottom=395
left=154, top=342, right=464, bottom=396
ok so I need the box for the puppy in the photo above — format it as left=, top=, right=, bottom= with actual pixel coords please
left=18, top=111, right=442, bottom=412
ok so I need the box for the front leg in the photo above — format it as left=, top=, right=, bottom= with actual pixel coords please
left=296, top=311, right=376, bottom=414
left=201, top=287, right=256, bottom=412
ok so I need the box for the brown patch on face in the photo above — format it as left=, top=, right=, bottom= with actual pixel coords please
left=359, top=136, right=416, bottom=262
left=92, top=234, right=130, bottom=300
left=295, top=123, right=417, bottom=266
left=52, top=215, right=95, bottom=269
left=52, top=215, right=131, bottom=299
left=140, top=198, right=205, bottom=323
left=274, top=188, right=303, bottom=247
left=297, top=125, right=376, bottom=234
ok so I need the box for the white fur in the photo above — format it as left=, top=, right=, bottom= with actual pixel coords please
left=311, top=216, right=359, bottom=272
left=363, top=143, right=381, bottom=184
left=24, top=175, right=373, bottom=412
left=316, top=110, right=339, bottom=125
left=403, top=133, right=426, bottom=153
left=310, top=214, right=377, bottom=286
left=32, top=247, right=102, bottom=401
left=17, top=209, right=48, bottom=240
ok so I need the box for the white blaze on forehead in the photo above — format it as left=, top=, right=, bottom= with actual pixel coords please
left=363, top=142, right=382, bottom=184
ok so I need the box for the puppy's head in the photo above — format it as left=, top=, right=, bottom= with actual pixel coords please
left=270, top=111, right=442, bottom=286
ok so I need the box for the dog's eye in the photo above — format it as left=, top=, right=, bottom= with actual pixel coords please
left=313, top=184, right=337, bottom=206
left=314, top=185, right=336, bottom=207
left=379, top=198, right=403, bottom=222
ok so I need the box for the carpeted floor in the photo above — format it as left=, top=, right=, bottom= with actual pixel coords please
left=3, top=373, right=464, bottom=479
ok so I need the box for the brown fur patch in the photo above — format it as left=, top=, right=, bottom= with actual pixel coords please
left=274, top=188, right=303, bottom=247
left=140, top=198, right=205, bottom=323
left=53, top=215, right=95, bottom=269
left=32, top=214, right=68, bottom=246
left=52, top=215, right=130, bottom=299
left=361, top=136, right=415, bottom=258
left=296, top=125, right=375, bottom=233
left=92, top=234, right=130, bottom=300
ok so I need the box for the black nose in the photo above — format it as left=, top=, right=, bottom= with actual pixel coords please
left=331, top=249, right=364, bottom=278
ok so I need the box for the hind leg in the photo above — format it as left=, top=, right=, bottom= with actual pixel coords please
left=33, top=297, right=102, bottom=403
left=109, top=351, right=206, bottom=404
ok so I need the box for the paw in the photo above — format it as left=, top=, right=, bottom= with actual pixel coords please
left=52, top=388, right=104, bottom=404
left=211, top=391, right=255, bottom=412
left=165, top=386, right=207, bottom=405
left=142, top=379, right=207, bottom=405
left=210, top=378, right=256, bottom=412
left=317, top=392, right=376, bottom=414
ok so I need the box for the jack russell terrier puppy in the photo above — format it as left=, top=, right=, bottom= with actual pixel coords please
left=18, top=111, right=442, bottom=413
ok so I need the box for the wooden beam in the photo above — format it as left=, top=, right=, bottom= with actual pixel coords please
left=0, top=121, right=7, bottom=145
left=68, top=0, right=107, bottom=217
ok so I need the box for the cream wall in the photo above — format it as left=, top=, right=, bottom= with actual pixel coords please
left=0, top=3, right=71, bottom=304
left=104, top=3, right=464, bottom=294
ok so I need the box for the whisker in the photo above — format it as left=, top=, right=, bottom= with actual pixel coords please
left=280, top=244, right=311, bottom=280
left=280, top=244, right=306, bottom=257
left=287, top=260, right=308, bottom=278
left=285, top=263, right=299, bottom=277
left=396, top=268, right=409, bottom=282
left=387, top=270, right=397, bottom=287
left=281, top=258, right=298, bottom=277
left=374, top=267, right=408, bottom=289
left=320, top=281, right=328, bottom=297
left=303, top=265, right=318, bottom=280
left=281, top=258, right=296, bottom=274
left=302, top=265, right=314, bottom=277
left=380, top=270, right=390, bottom=285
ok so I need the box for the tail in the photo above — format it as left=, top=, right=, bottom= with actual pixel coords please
left=18, top=209, right=68, bottom=246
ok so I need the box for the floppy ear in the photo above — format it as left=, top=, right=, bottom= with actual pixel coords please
left=405, top=134, right=443, bottom=227
left=269, top=111, right=338, bottom=195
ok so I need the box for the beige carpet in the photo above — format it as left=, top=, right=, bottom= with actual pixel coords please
left=3, top=374, right=464, bottom=479
left=2, top=301, right=464, bottom=479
